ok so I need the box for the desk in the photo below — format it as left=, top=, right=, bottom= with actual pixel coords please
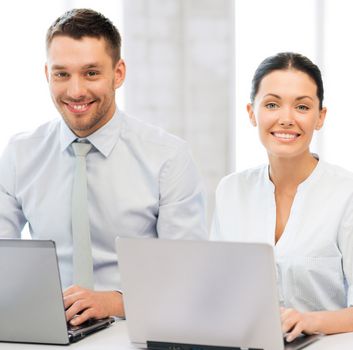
left=1, top=321, right=353, bottom=350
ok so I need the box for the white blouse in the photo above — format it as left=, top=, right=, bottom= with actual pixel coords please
left=211, top=159, right=353, bottom=312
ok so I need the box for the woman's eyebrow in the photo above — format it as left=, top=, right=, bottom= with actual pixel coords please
left=296, top=95, right=314, bottom=101
left=263, top=93, right=281, bottom=99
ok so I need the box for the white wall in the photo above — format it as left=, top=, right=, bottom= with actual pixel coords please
left=0, top=1, right=62, bottom=152
left=323, top=0, right=353, bottom=169
left=234, top=0, right=321, bottom=171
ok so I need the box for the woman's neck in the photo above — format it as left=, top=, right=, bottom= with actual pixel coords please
left=268, top=152, right=318, bottom=190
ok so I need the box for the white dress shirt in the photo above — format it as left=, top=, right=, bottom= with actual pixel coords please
left=0, top=110, right=207, bottom=290
left=211, top=159, right=353, bottom=312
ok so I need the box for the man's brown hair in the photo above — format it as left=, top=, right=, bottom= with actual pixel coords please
left=46, top=8, right=121, bottom=65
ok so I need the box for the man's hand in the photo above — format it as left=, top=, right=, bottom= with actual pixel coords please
left=281, top=307, right=320, bottom=342
left=63, top=285, right=125, bottom=326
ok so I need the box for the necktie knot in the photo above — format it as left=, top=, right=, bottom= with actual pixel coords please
left=72, top=142, right=92, bottom=157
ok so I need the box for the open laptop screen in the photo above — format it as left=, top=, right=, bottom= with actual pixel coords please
left=116, top=238, right=285, bottom=350
left=0, top=239, right=69, bottom=344
left=0, top=239, right=114, bottom=345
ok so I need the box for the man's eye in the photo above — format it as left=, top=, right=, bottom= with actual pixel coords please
left=54, top=72, right=69, bottom=78
left=86, top=71, right=99, bottom=77
left=265, top=103, right=278, bottom=109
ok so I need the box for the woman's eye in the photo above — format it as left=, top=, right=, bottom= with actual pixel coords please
left=297, top=105, right=309, bottom=111
left=265, top=103, right=278, bottom=109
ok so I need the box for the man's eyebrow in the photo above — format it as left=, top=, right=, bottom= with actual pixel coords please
left=50, top=63, right=102, bottom=70
left=82, top=63, right=102, bottom=69
left=51, top=64, right=66, bottom=70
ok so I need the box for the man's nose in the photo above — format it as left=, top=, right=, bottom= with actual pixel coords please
left=66, top=76, right=87, bottom=100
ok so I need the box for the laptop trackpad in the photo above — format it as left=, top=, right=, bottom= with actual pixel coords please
left=284, top=334, right=322, bottom=350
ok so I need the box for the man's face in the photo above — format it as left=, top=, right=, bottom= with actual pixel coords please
left=46, top=36, right=125, bottom=137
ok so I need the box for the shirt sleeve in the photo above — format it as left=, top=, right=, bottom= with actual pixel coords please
left=338, top=194, right=353, bottom=307
left=209, top=177, right=230, bottom=241
left=210, top=188, right=221, bottom=241
left=0, top=142, right=26, bottom=238
left=156, top=143, right=208, bottom=240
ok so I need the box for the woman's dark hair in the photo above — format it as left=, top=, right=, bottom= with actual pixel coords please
left=250, top=52, right=324, bottom=109
left=46, top=8, right=121, bottom=65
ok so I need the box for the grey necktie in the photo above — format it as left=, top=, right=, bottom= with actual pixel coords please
left=71, top=141, right=94, bottom=289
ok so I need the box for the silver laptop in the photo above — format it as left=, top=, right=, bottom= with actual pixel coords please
left=116, top=238, right=321, bottom=350
left=0, top=239, right=114, bottom=345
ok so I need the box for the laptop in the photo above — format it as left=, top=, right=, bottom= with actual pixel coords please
left=0, top=239, right=114, bottom=345
left=116, top=238, right=321, bottom=350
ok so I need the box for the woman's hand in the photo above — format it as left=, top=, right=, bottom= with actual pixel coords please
left=281, top=307, right=320, bottom=342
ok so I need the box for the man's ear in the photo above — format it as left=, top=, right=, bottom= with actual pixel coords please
left=315, top=106, right=327, bottom=130
left=114, top=59, right=126, bottom=89
left=247, top=103, right=257, bottom=127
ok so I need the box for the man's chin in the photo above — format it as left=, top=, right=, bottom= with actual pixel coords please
left=59, top=109, right=111, bottom=137
left=62, top=118, right=98, bottom=137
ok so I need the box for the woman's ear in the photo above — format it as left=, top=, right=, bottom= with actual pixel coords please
left=247, top=103, right=257, bottom=127
left=315, top=107, right=327, bottom=130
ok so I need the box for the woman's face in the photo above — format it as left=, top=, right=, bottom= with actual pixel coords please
left=247, top=69, right=326, bottom=160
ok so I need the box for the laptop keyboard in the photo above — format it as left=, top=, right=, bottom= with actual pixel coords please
left=68, top=318, right=98, bottom=332
left=67, top=317, right=115, bottom=342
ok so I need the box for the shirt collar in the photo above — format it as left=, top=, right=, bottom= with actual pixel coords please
left=60, top=109, right=124, bottom=157
left=262, top=153, right=322, bottom=193
left=297, top=154, right=322, bottom=192
left=263, top=164, right=275, bottom=192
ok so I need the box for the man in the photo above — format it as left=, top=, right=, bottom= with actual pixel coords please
left=0, top=9, right=207, bottom=326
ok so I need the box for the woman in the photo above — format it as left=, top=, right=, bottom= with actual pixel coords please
left=211, top=52, right=353, bottom=341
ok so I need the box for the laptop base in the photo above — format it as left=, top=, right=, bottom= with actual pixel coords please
left=147, top=341, right=262, bottom=350
left=147, top=334, right=322, bottom=350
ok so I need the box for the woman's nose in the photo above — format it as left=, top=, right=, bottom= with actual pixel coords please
left=278, top=108, right=295, bottom=127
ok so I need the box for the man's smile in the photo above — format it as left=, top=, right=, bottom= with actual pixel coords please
left=63, top=100, right=96, bottom=114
